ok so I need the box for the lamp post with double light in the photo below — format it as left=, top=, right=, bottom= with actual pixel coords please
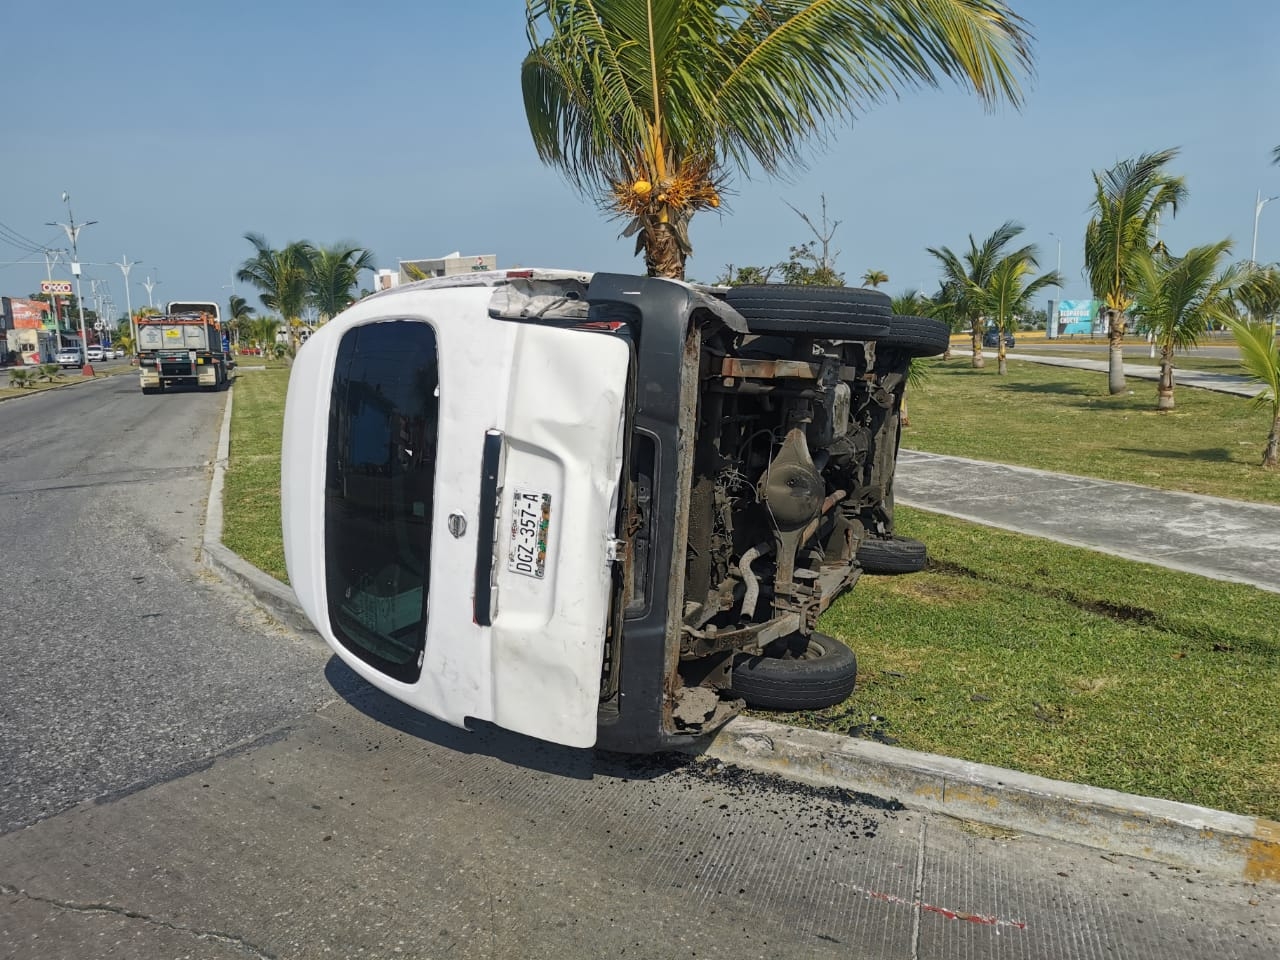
left=114, top=255, right=141, bottom=355
left=1253, top=191, right=1278, bottom=264
left=46, top=193, right=96, bottom=375
left=141, top=273, right=159, bottom=309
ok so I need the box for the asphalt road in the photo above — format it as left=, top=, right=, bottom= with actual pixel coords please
left=0, top=373, right=343, bottom=834
left=0, top=375, right=1275, bottom=959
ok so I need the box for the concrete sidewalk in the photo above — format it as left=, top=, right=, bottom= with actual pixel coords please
left=1006, top=351, right=1265, bottom=398
left=895, top=449, right=1280, bottom=594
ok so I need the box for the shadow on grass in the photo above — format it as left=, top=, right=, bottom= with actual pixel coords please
left=1117, top=447, right=1234, bottom=463
left=993, top=380, right=1106, bottom=397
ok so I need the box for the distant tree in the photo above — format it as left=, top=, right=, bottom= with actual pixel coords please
left=928, top=220, right=1026, bottom=369
left=250, top=316, right=283, bottom=355
left=226, top=294, right=256, bottom=349
left=308, top=244, right=376, bottom=323
left=237, top=234, right=314, bottom=353
left=966, top=243, right=1062, bottom=374
left=890, top=290, right=935, bottom=317
left=522, top=0, right=1033, bottom=279
left=1227, top=316, right=1280, bottom=467
left=1084, top=148, right=1186, bottom=394
left=862, top=269, right=889, bottom=288
left=1129, top=240, right=1239, bottom=410
left=715, top=264, right=777, bottom=286
left=890, top=290, right=938, bottom=425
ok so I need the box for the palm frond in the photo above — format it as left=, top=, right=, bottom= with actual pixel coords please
left=1227, top=317, right=1280, bottom=417
left=1131, top=240, right=1236, bottom=354
left=523, top=1, right=1033, bottom=277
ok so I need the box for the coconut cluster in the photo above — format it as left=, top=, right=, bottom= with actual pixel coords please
left=610, top=156, right=724, bottom=217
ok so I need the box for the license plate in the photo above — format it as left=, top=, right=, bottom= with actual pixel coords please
left=508, top=490, right=551, bottom=579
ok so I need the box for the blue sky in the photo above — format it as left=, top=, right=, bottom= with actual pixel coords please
left=2, top=0, right=1277, bottom=316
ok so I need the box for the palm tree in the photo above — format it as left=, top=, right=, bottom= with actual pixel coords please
left=1227, top=317, right=1280, bottom=467
left=966, top=245, right=1062, bottom=375
left=308, top=244, right=376, bottom=323
left=891, top=290, right=936, bottom=425
left=862, top=269, right=889, bottom=288
left=1234, top=264, right=1280, bottom=336
left=522, top=0, right=1033, bottom=280
left=1084, top=148, right=1187, bottom=395
left=928, top=221, right=1025, bottom=368
left=1129, top=241, right=1239, bottom=411
left=236, top=234, right=314, bottom=353
left=250, top=316, right=282, bottom=357
left=227, top=294, right=255, bottom=350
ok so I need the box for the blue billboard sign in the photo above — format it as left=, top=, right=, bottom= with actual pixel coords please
left=1057, top=299, right=1101, bottom=336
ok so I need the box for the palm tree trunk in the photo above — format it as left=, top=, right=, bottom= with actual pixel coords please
left=1157, top=344, right=1175, bottom=411
left=970, top=325, right=985, bottom=369
left=1264, top=411, right=1280, bottom=468
left=997, top=342, right=1007, bottom=375
left=1107, top=308, right=1126, bottom=394
left=642, top=223, right=686, bottom=280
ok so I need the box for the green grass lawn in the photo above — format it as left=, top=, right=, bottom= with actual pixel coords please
left=814, top=507, right=1280, bottom=818
left=220, top=360, right=1280, bottom=817
left=906, top=358, right=1279, bottom=503
left=222, top=368, right=289, bottom=583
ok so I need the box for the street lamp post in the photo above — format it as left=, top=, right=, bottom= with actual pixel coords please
left=46, top=192, right=97, bottom=375
left=42, top=248, right=67, bottom=349
left=141, top=274, right=159, bottom=309
left=1252, top=190, right=1278, bottom=264
left=1047, top=232, right=1062, bottom=338
left=114, top=255, right=141, bottom=355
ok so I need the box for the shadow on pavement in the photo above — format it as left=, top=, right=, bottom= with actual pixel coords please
left=324, top=655, right=671, bottom=783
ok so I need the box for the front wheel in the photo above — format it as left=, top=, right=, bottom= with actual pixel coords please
left=729, top=633, right=858, bottom=711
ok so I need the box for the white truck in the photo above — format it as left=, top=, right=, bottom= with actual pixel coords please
left=281, top=270, right=946, bottom=751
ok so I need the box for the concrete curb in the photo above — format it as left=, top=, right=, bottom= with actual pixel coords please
left=693, top=718, right=1280, bottom=885
left=198, top=386, right=1280, bottom=886
left=200, top=385, right=322, bottom=639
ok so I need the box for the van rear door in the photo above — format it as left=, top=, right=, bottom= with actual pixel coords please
left=284, top=286, right=630, bottom=748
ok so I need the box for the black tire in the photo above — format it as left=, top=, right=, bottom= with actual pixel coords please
left=877, top=314, right=951, bottom=358
left=857, top=535, right=927, bottom=574
left=729, top=633, right=858, bottom=711
left=141, top=387, right=157, bottom=395
left=723, top=284, right=891, bottom=338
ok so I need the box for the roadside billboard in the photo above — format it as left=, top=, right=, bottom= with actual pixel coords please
left=1057, top=299, right=1101, bottom=336
left=1, top=297, right=52, bottom=331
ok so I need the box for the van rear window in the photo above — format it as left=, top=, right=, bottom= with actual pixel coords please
left=324, top=320, right=440, bottom=683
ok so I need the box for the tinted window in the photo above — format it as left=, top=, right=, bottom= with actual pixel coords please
left=325, top=320, right=440, bottom=683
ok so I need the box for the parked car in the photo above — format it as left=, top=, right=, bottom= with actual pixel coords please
left=983, top=328, right=1016, bottom=348
left=55, top=345, right=85, bottom=367
left=281, top=270, right=949, bottom=753
left=113, top=346, right=126, bottom=359
left=86, top=344, right=106, bottom=362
